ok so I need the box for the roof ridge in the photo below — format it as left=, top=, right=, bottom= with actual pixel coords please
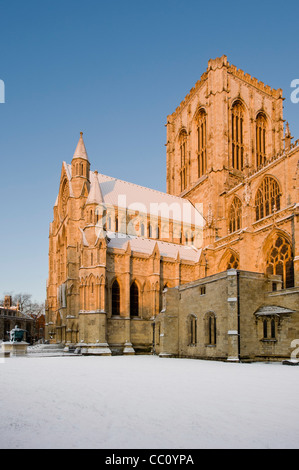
left=93, top=170, right=190, bottom=203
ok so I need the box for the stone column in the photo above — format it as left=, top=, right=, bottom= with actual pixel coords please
left=226, top=270, right=240, bottom=362
left=100, top=282, right=105, bottom=311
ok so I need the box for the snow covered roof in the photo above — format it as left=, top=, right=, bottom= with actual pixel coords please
left=60, top=132, right=204, bottom=228
left=254, top=305, right=296, bottom=317
left=95, top=172, right=202, bottom=225
left=66, top=169, right=202, bottom=228
left=106, top=232, right=202, bottom=262
left=0, top=306, right=33, bottom=320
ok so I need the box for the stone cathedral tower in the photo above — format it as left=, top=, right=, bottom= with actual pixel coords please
left=166, top=55, right=298, bottom=285
left=157, top=55, right=299, bottom=361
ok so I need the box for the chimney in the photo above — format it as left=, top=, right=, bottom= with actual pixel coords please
left=4, top=295, right=12, bottom=308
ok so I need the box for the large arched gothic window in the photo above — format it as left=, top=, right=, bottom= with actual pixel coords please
left=229, top=197, right=242, bottom=233
left=130, top=282, right=139, bottom=317
left=112, top=280, right=120, bottom=315
left=231, top=101, right=245, bottom=170
left=255, top=176, right=281, bottom=221
left=197, top=110, right=207, bottom=178
left=266, top=236, right=294, bottom=289
left=256, top=113, right=267, bottom=167
left=179, top=130, right=188, bottom=192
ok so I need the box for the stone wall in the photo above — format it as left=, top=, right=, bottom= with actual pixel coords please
left=156, top=270, right=299, bottom=362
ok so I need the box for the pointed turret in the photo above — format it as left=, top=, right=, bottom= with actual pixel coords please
left=73, top=132, right=89, bottom=161
left=86, top=171, right=103, bottom=205
left=85, top=170, right=106, bottom=240
left=284, top=122, right=293, bottom=151
left=71, top=132, right=91, bottom=197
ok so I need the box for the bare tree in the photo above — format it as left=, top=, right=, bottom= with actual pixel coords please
left=0, top=292, right=45, bottom=317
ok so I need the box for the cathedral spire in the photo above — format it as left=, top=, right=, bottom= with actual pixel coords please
left=73, top=131, right=89, bottom=161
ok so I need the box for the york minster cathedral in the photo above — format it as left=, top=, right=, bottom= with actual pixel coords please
left=46, top=56, right=299, bottom=362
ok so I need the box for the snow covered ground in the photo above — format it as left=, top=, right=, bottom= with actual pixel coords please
left=0, top=355, right=298, bottom=449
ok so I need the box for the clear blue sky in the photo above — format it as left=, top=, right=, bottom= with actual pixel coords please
left=0, top=0, right=298, bottom=303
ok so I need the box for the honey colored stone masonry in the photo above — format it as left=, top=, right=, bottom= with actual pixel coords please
left=46, top=57, right=299, bottom=361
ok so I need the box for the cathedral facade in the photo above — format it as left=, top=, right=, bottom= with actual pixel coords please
left=46, top=56, right=299, bottom=361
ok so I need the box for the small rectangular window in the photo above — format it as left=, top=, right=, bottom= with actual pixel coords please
left=200, top=286, right=206, bottom=296
left=263, top=320, right=268, bottom=339
left=190, top=316, right=197, bottom=346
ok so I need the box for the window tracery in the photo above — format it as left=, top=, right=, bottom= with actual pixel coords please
left=231, top=101, right=245, bottom=170
left=227, top=253, right=239, bottom=270
left=255, top=177, right=281, bottom=221
left=266, top=236, right=294, bottom=288
left=179, top=130, right=188, bottom=191
left=229, top=197, right=242, bottom=233
left=197, top=110, right=207, bottom=178
left=256, top=113, right=267, bottom=167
